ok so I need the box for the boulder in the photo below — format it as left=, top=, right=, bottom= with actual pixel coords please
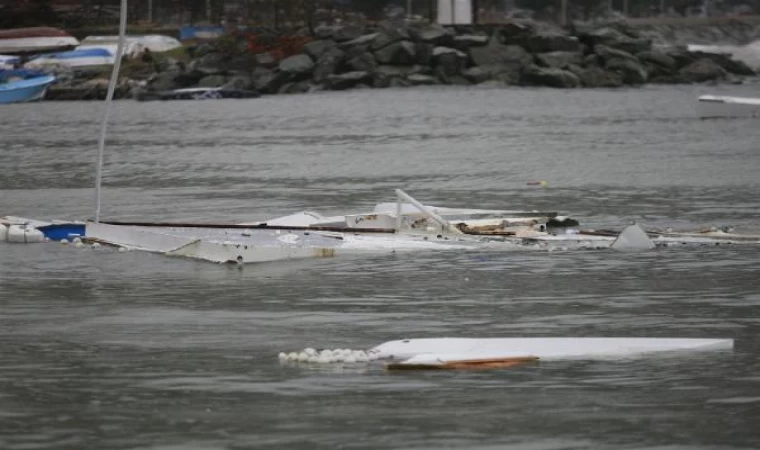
left=469, top=42, right=532, bottom=72
left=312, top=47, right=346, bottom=83
left=580, top=26, right=651, bottom=54
left=521, top=66, right=580, bottom=88
left=434, top=48, right=467, bottom=76
left=575, top=66, right=623, bottom=88
left=535, top=51, right=582, bottom=69
left=347, top=52, right=377, bottom=72
left=332, top=26, right=365, bottom=42
left=326, top=71, right=372, bottom=90
left=497, top=22, right=534, bottom=46
left=278, top=81, right=311, bottom=94
left=679, top=58, right=728, bottom=83
left=279, top=54, right=315, bottom=76
left=374, top=41, right=417, bottom=65
left=636, top=50, right=677, bottom=71
left=690, top=51, right=754, bottom=76
left=389, top=77, right=412, bottom=88
left=303, top=40, right=336, bottom=61
left=371, top=28, right=411, bottom=51
left=414, top=42, right=434, bottom=66
left=463, top=66, right=491, bottom=84
left=341, top=33, right=379, bottom=48
left=406, top=74, right=439, bottom=86
left=253, top=67, right=287, bottom=93
left=605, top=58, right=648, bottom=85
left=255, top=52, right=278, bottom=68
left=148, top=70, right=183, bottom=91
left=314, top=25, right=337, bottom=40
left=189, top=52, right=226, bottom=75
left=415, top=24, right=455, bottom=46
left=594, top=45, right=637, bottom=63
left=222, top=74, right=254, bottom=90
left=375, top=65, right=430, bottom=77
left=226, top=53, right=258, bottom=72
left=453, top=34, right=489, bottom=50
left=198, top=74, right=227, bottom=88
left=525, top=33, right=580, bottom=53
left=173, top=70, right=204, bottom=88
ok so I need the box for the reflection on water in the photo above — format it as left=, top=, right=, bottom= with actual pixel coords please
left=1, top=85, right=759, bottom=449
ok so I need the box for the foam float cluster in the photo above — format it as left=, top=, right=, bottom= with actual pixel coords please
left=278, top=348, right=379, bottom=364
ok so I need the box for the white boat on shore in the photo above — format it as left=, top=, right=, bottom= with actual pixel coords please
left=697, top=94, right=760, bottom=118
left=79, top=35, right=182, bottom=58
left=0, top=27, right=79, bottom=54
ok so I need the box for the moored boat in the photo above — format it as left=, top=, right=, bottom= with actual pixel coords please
left=0, top=27, right=79, bottom=54
left=697, top=94, right=760, bottom=119
left=0, top=70, right=56, bottom=104
left=25, top=48, right=115, bottom=70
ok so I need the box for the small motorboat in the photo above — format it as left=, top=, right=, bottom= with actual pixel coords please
left=0, top=69, right=56, bottom=104
left=0, top=27, right=79, bottom=54
left=135, top=87, right=261, bottom=101
left=697, top=94, right=760, bottom=118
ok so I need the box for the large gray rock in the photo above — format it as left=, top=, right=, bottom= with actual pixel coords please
left=148, top=70, right=183, bottom=91
left=414, top=43, right=434, bottom=66
left=253, top=67, right=287, bottom=93
left=255, top=52, right=278, bottom=68
left=463, top=66, right=492, bottom=84
left=606, top=58, right=648, bottom=85
left=406, top=74, right=440, bottom=86
left=575, top=66, right=623, bottom=88
left=222, top=74, right=254, bottom=90
left=679, top=58, right=728, bottom=83
left=535, top=51, right=582, bottom=69
left=279, top=54, right=315, bottom=76
left=521, top=66, right=580, bottom=88
left=278, top=81, right=311, bottom=95
left=636, top=50, right=677, bottom=71
left=433, top=48, right=467, bottom=76
left=226, top=53, right=258, bottom=73
left=497, top=22, right=535, bottom=46
left=581, top=26, right=652, bottom=54
left=525, top=33, right=580, bottom=53
left=371, top=28, right=411, bottom=51
left=312, top=47, right=346, bottom=84
left=198, top=74, right=227, bottom=88
left=189, top=52, right=226, bottom=75
left=347, top=52, right=377, bottom=72
left=374, top=41, right=416, bottom=65
left=594, top=45, right=638, bottom=62
left=341, top=33, right=379, bottom=48
left=469, top=42, right=532, bottom=71
left=375, top=65, right=430, bottom=77
left=453, top=34, right=489, bottom=50
left=303, top=40, right=336, bottom=61
left=689, top=51, right=755, bottom=76
left=326, top=71, right=372, bottom=90
left=332, top=26, right=365, bottom=42
left=415, top=24, right=455, bottom=46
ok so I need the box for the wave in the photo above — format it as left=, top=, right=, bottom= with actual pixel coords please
left=688, top=39, right=760, bottom=69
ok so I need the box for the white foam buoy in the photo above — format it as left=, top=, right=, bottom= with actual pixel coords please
left=278, top=352, right=288, bottom=361
left=91, top=242, right=101, bottom=249
left=118, top=247, right=127, bottom=253
left=61, top=238, right=69, bottom=245
left=72, top=237, right=82, bottom=244
left=75, top=242, right=85, bottom=248
left=6, top=225, right=44, bottom=243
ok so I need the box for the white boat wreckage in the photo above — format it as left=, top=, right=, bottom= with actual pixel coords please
left=697, top=94, right=760, bottom=119
left=3, top=189, right=759, bottom=264
left=279, top=337, right=734, bottom=370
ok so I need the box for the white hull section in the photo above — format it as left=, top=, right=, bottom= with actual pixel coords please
left=697, top=95, right=760, bottom=118
left=370, top=337, right=734, bottom=364
left=0, top=36, right=79, bottom=54
left=26, top=55, right=115, bottom=69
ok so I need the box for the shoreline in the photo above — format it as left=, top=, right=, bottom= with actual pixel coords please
left=40, top=19, right=758, bottom=101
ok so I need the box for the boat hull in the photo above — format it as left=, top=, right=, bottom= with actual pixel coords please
left=370, top=337, right=734, bottom=363
left=697, top=95, right=760, bottom=119
left=0, top=75, right=56, bottom=104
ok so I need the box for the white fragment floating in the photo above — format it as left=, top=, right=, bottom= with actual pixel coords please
left=278, top=348, right=373, bottom=365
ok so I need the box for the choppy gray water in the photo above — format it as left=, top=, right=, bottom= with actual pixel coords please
left=1, top=84, right=759, bottom=450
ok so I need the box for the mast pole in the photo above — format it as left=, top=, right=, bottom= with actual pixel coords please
left=94, top=0, right=128, bottom=223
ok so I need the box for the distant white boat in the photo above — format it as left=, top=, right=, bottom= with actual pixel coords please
left=697, top=94, right=760, bottom=119
left=25, top=48, right=115, bottom=69
left=79, top=35, right=182, bottom=57
left=0, top=27, right=79, bottom=54
left=0, top=54, right=19, bottom=69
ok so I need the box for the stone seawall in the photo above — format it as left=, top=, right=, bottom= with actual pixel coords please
left=45, top=19, right=758, bottom=100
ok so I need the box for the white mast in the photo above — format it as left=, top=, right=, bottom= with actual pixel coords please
left=94, top=0, right=128, bottom=222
